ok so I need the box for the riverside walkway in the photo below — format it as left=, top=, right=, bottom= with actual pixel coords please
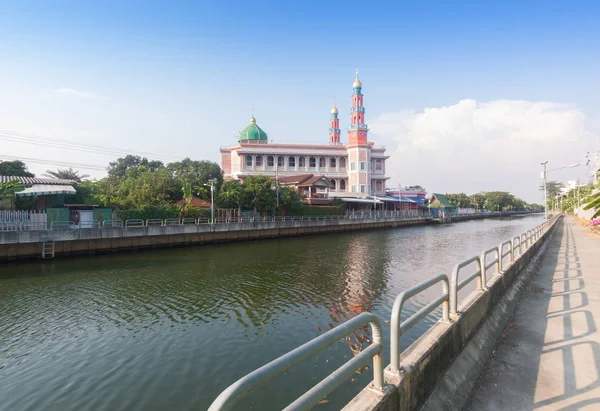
left=465, top=217, right=600, bottom=411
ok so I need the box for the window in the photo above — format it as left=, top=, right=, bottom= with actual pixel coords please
left=360, top=162, right=365, bottom=170
left=288, top=156, right=296, bottom=168
left=309, top=157, right=316, bottom=168
left=330, top=179, right=336, bottom=190
left=255, top=156, right=263, bottom=167
left=299, top=157, right=306, bottom=168
left=267, top=155, right=274, bottom=167
left=277, top=156, right=284, bottom=167
left=351, top=162, right=356, bottom=171
left=319, top=157, right=326, bottom=168
left=245, top=155, right=253, bottom=168
left=340, top=179, right=346, bottom=192
left=330, top=158, right=336, bottom=168
left=339, top=157, right=346, bottom=169
left=360, top=185, right=365, bottom=193
left=351, top=185, right=356, bottom=193
left=375, top=159, right=382, bottom=171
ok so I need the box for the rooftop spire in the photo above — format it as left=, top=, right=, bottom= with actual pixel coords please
left=353, top=68, right=362, bottom=88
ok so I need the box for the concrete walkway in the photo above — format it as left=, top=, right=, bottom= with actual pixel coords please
left=465, top=217, right=600, bottom=411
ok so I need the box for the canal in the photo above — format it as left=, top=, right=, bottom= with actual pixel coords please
left=0, top=215, right=543, bottom=411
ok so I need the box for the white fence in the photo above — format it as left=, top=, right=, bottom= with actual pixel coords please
left=0, top=210, right=47, bottom=225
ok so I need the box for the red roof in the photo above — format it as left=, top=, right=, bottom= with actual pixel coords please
left=174, top=198, right=212, bottom=208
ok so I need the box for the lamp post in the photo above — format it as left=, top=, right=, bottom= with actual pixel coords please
left=204, top=178, right=217, bottom=224
left=540, top=162, right=579, bottom=219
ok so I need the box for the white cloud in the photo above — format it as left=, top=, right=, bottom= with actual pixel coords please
left=54, top=88, right=100, bottom=99
left=369, top=99, right=599, bottom=203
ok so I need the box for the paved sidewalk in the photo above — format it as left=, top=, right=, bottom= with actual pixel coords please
left=465, top=217, right=600, bottom=411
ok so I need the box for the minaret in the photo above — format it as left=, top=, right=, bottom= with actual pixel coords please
left=346, top=69, right=371, bottom=196
left=348, top=68, right=368, bottom=145
left=329, top=101, right=341, bottom=144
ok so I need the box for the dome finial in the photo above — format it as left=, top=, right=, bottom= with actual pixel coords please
left=250, top=108, right=256, bottom=123
left=353, top=68, right=362, bottom=88
left=331, top=98, right=338, bottom=115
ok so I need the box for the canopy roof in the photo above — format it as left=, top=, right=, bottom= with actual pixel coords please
left=15, top=184, right=76, bottom=197
left=1, top=176, right=76, bottom=185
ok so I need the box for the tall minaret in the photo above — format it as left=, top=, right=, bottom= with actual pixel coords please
left=346, top=69, right=371, bottom=195
left=329, top=101, right=341, bottom=144
left=348, top=68, right=368, bottom=145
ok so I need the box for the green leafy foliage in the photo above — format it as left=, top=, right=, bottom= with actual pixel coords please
left=0, top=160, right=34, bottom=177
left=43, top=168, right=89, bottom=182
left=0, top=179, right=22, bottom=199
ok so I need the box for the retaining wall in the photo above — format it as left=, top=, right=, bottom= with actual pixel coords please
left=0, top=217, right=430, bottom=261
left=342, top=217, right=561, bottom=411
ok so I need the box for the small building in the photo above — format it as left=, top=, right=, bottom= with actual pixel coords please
left=275, top=174, right=332, bottom=205
left=1, top=176, right=76, bottom=210
left=428, top=193, right=458, bottom=216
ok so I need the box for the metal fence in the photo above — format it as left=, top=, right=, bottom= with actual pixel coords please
left=208, top=214, right=562, bottom=409
left=0, top=211, right=432, bottom=231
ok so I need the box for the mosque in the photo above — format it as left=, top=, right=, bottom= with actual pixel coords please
left=220, top=70, right=390, bottom=198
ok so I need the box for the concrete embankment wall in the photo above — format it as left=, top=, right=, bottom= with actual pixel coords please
left=343, top=217, right=561, bottom=411
left=0, top=218, right=430, bottom=261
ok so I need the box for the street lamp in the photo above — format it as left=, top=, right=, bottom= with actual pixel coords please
left=204, top=178, right=217, bottom=224
left=540, top=162, right=579, bottom=220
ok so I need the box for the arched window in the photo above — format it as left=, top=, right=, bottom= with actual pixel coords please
left=309, top=157, right=316, bottom=168
left=330, top=158, right=336, bottom=168
left=288, top=156, right=296, bottom=168
left=277, top=156, right=284, bottom=167
left=255, top=156, right=263, bottom=167
left=339, top=157, right=346, bottom=169
left=339, top=179, right=346, bottom=192
left=330, top=179, right=336, bottom=191
left=245, top=155, right=253, bottom=168
left=267, top=155, right=274, bottom=167
left=299, top=157, right=306, bottom=168
left=319, top=157, right=326, bottom=168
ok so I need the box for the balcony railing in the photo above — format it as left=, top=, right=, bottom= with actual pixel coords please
left=348, top=123, right=369, bottom=130
left=351, top=106, right=365, bottom=113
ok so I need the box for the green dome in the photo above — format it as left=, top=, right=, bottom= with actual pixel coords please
left=238, top=116, right=268, bottom=142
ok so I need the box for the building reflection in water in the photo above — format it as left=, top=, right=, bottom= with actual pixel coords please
left=324, top=234, right=390, bottom=356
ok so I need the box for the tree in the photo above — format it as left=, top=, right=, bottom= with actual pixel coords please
left=582, top=186, right=600, bottom=218
left=107, top=155, right=164, bottom=179
left=243, top=175, right=276, bottom=213
left=446, top=193, right=470, bottom=208
left=43, top=168, right=89, bottom=182
left=483, top=191, right=516, bottom=211
left=0, top=160, right=34, bottom=177
left=278, top=186, right=302, bottom=211
left=0, top=179, right=22, bottom=200
left=540, top=181, right=562, bottom=208
left=469, top=193, right=486, bottom=210
left=167, top=158, right=223, bottom=200
left=217, top=180, right=245, bottom=209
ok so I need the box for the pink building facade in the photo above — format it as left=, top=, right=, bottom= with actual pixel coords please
left=220, top=71, right=390, bottom=197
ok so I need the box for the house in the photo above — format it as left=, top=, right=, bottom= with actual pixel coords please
left=428, top=193, right=458, bottom=216
left=274, top=174, right=333, bottom=205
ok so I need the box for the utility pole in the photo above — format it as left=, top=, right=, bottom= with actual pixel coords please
left=541, top=161, right=548, bottom=220
left=204, top=178, right=217, bottom=224
left=275, top=163, right=280, bottom=209
left=577, top=176, right=581, bottom=208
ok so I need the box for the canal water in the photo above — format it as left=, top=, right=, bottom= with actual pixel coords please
left=0, top=215, right=543, bottom=411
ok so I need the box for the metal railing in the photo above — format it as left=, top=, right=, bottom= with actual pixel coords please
left=125, top=219, right=144, bottom=227
left=499, top=240, right=513, bottom=271
left=208, top=312, right=384, bottom=411
left=512, top=236, right=521, bottom=258
left=208, top=215, right=561, bottom=409
left=390, top=274, right=449, bottom=372
left=449, top=256, right=484, bottom=316
left=481, top=246, right=500, bottom=283
left=146, top=219, right=163, bottom=226
left=102, top=220, right=123, bottom=228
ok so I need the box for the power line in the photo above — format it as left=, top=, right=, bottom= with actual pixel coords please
left=0, top=154, right=106, bottom=171
left=0, top=129, right=183, bottom=162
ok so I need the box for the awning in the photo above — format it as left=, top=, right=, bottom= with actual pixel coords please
left=340, top=198, right=383, bottom=204
left=370, top=196, right=418, bottom=203
left=15, top=184, right=76, bottom=197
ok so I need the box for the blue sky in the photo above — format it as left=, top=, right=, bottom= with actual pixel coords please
left=1, top=0, right=599, bottom=202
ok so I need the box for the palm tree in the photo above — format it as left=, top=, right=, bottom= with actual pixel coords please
left=43, top=168, right=89, bottom=182
left=0, top=179, right=21, bottom=200
left=583, top=186, right=600, bottom=218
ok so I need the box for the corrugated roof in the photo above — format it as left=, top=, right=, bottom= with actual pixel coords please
left=430, top=193, right=456, bottom=208
left=0, top=176, right=77, bottom=185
